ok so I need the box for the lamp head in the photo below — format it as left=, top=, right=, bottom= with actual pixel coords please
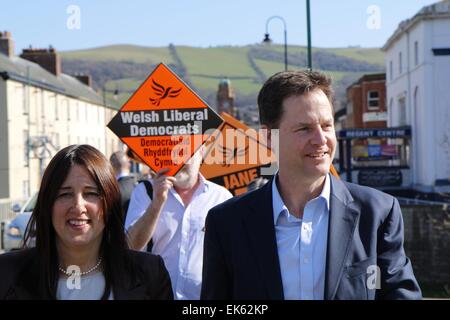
left=263, top=33, right=272, bottom=44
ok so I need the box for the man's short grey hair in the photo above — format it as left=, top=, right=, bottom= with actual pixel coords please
left=110, top=151, right=128, bottom=172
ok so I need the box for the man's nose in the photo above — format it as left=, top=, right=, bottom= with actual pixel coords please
left=311, top=127, right=327, bottom=145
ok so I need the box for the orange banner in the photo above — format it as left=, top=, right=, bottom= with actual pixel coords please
left=107, top=63, right=223, bottom=176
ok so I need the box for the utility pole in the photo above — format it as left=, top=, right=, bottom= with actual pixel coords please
left=306, top=0, right=312, bottom=70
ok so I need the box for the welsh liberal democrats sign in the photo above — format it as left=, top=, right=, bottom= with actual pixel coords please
left=107, top=63, right=223, bottom=176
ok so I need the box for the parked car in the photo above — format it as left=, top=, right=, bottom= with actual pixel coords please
left=2, top=193, right=37, bottom=251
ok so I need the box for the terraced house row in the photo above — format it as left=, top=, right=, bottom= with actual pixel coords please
left=0, top=31, right=121, bottom=203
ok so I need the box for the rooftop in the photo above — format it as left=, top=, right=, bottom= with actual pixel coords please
left=0, top=51, right=119, bottom=109
left=382, top=0, right=450, bottom=51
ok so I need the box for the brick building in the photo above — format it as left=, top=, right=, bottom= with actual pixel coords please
left=343, top=73, right=387, bottom=129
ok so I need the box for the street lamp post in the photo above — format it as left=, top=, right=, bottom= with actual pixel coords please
left=263, top=16, right=288, bottom=71
left=306, top=0, right=312, bottom=70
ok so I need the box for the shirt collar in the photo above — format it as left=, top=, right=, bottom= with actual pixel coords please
left=116, top=172, right=129, bottom=180
left=272, top=174, right=289, bottom=225
left=272, top=173, right=331, bottom=225
left=198, top=173, right=209, bottom=192
left=168, top=173, right=209, bottom=197
left=319, top=173, right=331, bottom=211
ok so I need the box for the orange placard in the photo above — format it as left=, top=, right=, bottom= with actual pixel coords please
left=330, top=164, right=340, bottom=179
left=107, top=63, right=223, bottom=176
left=200, top=112, right=277, bottom=195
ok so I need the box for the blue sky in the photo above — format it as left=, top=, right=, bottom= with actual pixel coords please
left=0, top=0, right=438, bottom=52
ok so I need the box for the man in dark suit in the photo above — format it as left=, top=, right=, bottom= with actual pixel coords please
left=110, top=150, right=137, bottom=216
left=201, top=70, right=421, bottom=300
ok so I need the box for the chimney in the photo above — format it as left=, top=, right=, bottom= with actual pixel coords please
left=73, top=74, right=92, bottom=87
left=20, top=46, right=61, bottom=76
left=0, top=31, right=14, bottom=57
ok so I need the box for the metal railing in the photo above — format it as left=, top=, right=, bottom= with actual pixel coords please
left=0, top=221, right=4, bottom=250
left=397, top=196, right=450, bottom=210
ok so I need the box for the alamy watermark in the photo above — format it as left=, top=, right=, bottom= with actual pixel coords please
left=66, top=5, right=81, bottom=30
left=366, top=265, right=381, bottom=290
left=65, top=265, right=81, bottom=290
left=366, top=5, right=381, bottom=30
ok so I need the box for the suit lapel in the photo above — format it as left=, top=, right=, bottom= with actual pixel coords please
left=324, top=176, right=361, bottom=300
left=241, top=178, right=284, bottom=300
left=111, top=254, right=149, bottom=300
left=8, top=250, right=48, bottom=300
left=239, top=176, right=361, bottom=300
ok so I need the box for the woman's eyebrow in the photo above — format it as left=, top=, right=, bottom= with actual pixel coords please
left=58, top=185, right=98, bottom=190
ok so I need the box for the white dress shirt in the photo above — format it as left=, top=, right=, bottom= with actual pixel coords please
left=272, top=173, right=330, bottom=300
left=125, top=174, right=232, bottom=300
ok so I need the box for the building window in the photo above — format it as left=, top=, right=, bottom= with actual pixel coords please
left=41, top=90, right=45, bottom=120
left=346, top=101, right=353, bottom=115
left=23, top=130, right=29, bottom=164
left=93, top=106, right=97, bottom=123
left=55, top=133, right=60, bottom=148
left=367, top=91, right=380, bottom=110
left=414, top=41, right=419, bottom=66
left=76, top=102, right=80, bottom=121
left=398, top=97, right=407, bottom=126
left=33, top=89, right=39, bottom=117
left=389, top=60, right=393, bottom=81
left=53, top=94, right=58, bottom=120
left=399, top=52, right=403, bottom=74
left=65, top=99, right=70, bottom=121
left=16, top=85, right=26, bottom=115
left=389, top=98, right=393, bottom=124
left=80, top=103, right=84, bottom=122
left=41, top=91, right=45, bottom=119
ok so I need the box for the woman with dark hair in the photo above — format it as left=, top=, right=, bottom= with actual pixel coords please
left=0, top=144, right=173, bottom=300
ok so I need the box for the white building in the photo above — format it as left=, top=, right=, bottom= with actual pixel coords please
left=382, top=0, right=450, bottom=193
left=0, top=31, right=121, bottom=203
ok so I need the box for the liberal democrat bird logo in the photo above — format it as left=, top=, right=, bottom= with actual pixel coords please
left=149, top=79, right=182, bottom=106
left=219, top=144, right=249, bottom=167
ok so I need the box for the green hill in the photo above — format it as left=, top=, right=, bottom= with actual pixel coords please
left=60, top=44, right=385, bottom=118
